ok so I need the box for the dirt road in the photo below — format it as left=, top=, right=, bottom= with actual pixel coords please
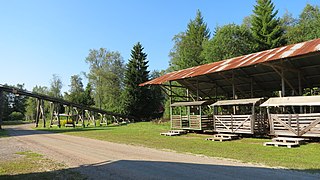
left=1, top=124, right=319, bottom=179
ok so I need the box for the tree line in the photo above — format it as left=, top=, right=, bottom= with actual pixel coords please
left=1, top=0, right=320, bottom=121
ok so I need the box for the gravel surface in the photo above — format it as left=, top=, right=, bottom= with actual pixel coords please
left=1, top=124, right=319, bottom=180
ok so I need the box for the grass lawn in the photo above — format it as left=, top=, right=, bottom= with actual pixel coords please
left=0, top=151, right=85, bottom=179
left=0, top=129, right=8, bottom=138
left=39, top=122, right=320, bottom=171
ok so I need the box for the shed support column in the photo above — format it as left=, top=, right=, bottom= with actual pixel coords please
left=281, top=69, right=285, bottom=97
left=298, top=72, right=303, bottom=113
left=251, top=78, right=253, bottom=98
left=298, top=72, right=302, bottom=95
left=232, top=72, right=236, bottom=99
left=0, top=90, right=3, bottom=130
left=196, top=80, right=199, bottom=101
left=232, top=73, right=236, bottom=114
left=169, top=81, right=173, bottom=129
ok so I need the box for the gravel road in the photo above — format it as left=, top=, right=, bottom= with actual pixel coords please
left=1, top=124, right=319, bottom=180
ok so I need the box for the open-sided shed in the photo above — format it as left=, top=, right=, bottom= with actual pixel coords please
left=140, top=38, right=320, bottom=136
left=261, top=96, right=320, bottom=137
left=212, top=98, right=268, bottom=134
left=141, top=38, right=320, bottom=99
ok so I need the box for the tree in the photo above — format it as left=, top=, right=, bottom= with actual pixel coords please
left=251, top=0, right=285, bottom=51
left=25, top=86, right=49, bottom=121
left=202, top=24, right=256, bottom=62
left=49, top=74, right=63, bottom=98
left=85, top=48, right=124, bottom=112
left=169, top=10, right=210, bottom=70
left=82, top=83, right=95, bottom=107
left=64, top=75, right=95, bottom=107
left=122, top=42, right=152, bottom=120
left=65, top=75, right=84, bottom=104
left=285, top=4, right=320, bottom=44
left=149, top=70, right=165, bottom=119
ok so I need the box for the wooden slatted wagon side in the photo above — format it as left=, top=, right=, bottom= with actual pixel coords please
left=260, top=96, right=320, bottom=138
left=211, top=98, right=268, bottom=135
left=170, top=100, right=214, bottom=131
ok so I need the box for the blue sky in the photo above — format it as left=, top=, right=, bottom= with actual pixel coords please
left=0, top=0, right=319, bottom=92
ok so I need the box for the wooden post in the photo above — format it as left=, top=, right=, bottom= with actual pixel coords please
left=199, top=106, right=202, bottom=130
left=298, top=72, right=303, bottom=113
left=92, top=111, right=96, bottom=127
left=267, top=108, right=274, bottom=135
left=231, top=114, right=234, bottom=132
left=232, top=72, right=236, bottom=99
left=251, top=78, right=253, bottom=98
left=281, top=69, right=285, bottom=97
left=40, top=99, right=46, bottom=128
left=232, top=73, right=236, bottom=115
left=288, top=114, right=292, bottom=126
left=296, top=114, right=300, bottom=136
left=71, top=106, right=75, bottom=128
left=57, top=104, right=61, bottom=128
left=169, top=81, right=173, bottom=129
left=82, top=109, right=85, bottom=128
left=196, top=79, right=199, bottom=101
left=49, top=102, right=54, bottom=127
left=35, top=98, right=40, bottom=127
left=0, top=90, right=3, bottom=130
left=212, top=105, right=215, bottom=131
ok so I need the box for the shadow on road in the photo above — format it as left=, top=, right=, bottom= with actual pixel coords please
left=3, top=125, right=111, bottom=137
left=0, top=160, right=319, bottom=179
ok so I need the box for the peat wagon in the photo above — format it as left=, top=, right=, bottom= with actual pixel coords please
left=260, top=96, right=320, bottom=137
left=212, top=98, right=268, bottom=135
left=170, top=100, right=213, bottom=131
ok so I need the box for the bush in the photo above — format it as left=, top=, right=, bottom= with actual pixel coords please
left=8, top=112, right=25, bottom=121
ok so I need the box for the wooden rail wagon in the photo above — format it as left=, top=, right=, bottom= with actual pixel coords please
left=211, top=98, right=268, bottom=135
left=260, top=96, right=320, bottom=137
left=170, top=100, right=213, bottom=131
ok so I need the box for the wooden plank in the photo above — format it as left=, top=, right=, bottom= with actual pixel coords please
left=160, top=132, right=180, bottom=136
left=264, top=141, right=300, bottom=148
left=299, top=118, right=320, bottom=136
left=271, top=115, right=298, bottom=135
left=206, top=137, right=231, bottom=142
left=272, top=137, right=306, bottom=144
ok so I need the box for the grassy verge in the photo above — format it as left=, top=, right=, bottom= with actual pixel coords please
left=39, top=122, right=320, bottom=171
left=0, top=151, right=86, bottom=179
left=0, top=129, right=8, bottom=138
left=2, top=120, right=31, bottom=125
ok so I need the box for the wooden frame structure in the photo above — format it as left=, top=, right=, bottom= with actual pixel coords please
left=0, top=85, right=134, bottom=128
left=261, top=96, right=320, bottom=137
left=212, top=98, right=268, bottom=135
left=170, top=100, right=213, bottom=130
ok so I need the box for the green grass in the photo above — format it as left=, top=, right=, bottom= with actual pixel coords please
left=0, top=151, right=86, bottom=179
left=0, top=129, right=8, bottom=138
left=39, top=122, right=320, bottom=171
left=2, top=120, right=30, bottom=125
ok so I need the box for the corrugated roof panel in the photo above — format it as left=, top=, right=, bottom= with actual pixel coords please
left=140, top=38, right=320, bottom=86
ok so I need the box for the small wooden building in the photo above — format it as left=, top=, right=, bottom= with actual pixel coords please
left=170, top=100, right=213, bottom=131
left=260, top=96, right=320, bottom=137
left=212, top=98, right=268, bottom=135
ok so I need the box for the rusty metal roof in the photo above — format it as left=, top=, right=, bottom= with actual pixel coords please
left=140, top=38, right=320, bottom=86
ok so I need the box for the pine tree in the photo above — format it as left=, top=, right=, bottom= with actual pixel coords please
left=122, top=42, right=151, bottom=120
left=251, top=0, right=285, bottom=51
left=170, top=10, right=210, bottom=70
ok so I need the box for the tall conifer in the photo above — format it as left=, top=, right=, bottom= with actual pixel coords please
left=122, top=42, right=151, bottom=120
left=170, top=10, right=210, bottom=70
left=251, top=0, right=285, bottom=51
